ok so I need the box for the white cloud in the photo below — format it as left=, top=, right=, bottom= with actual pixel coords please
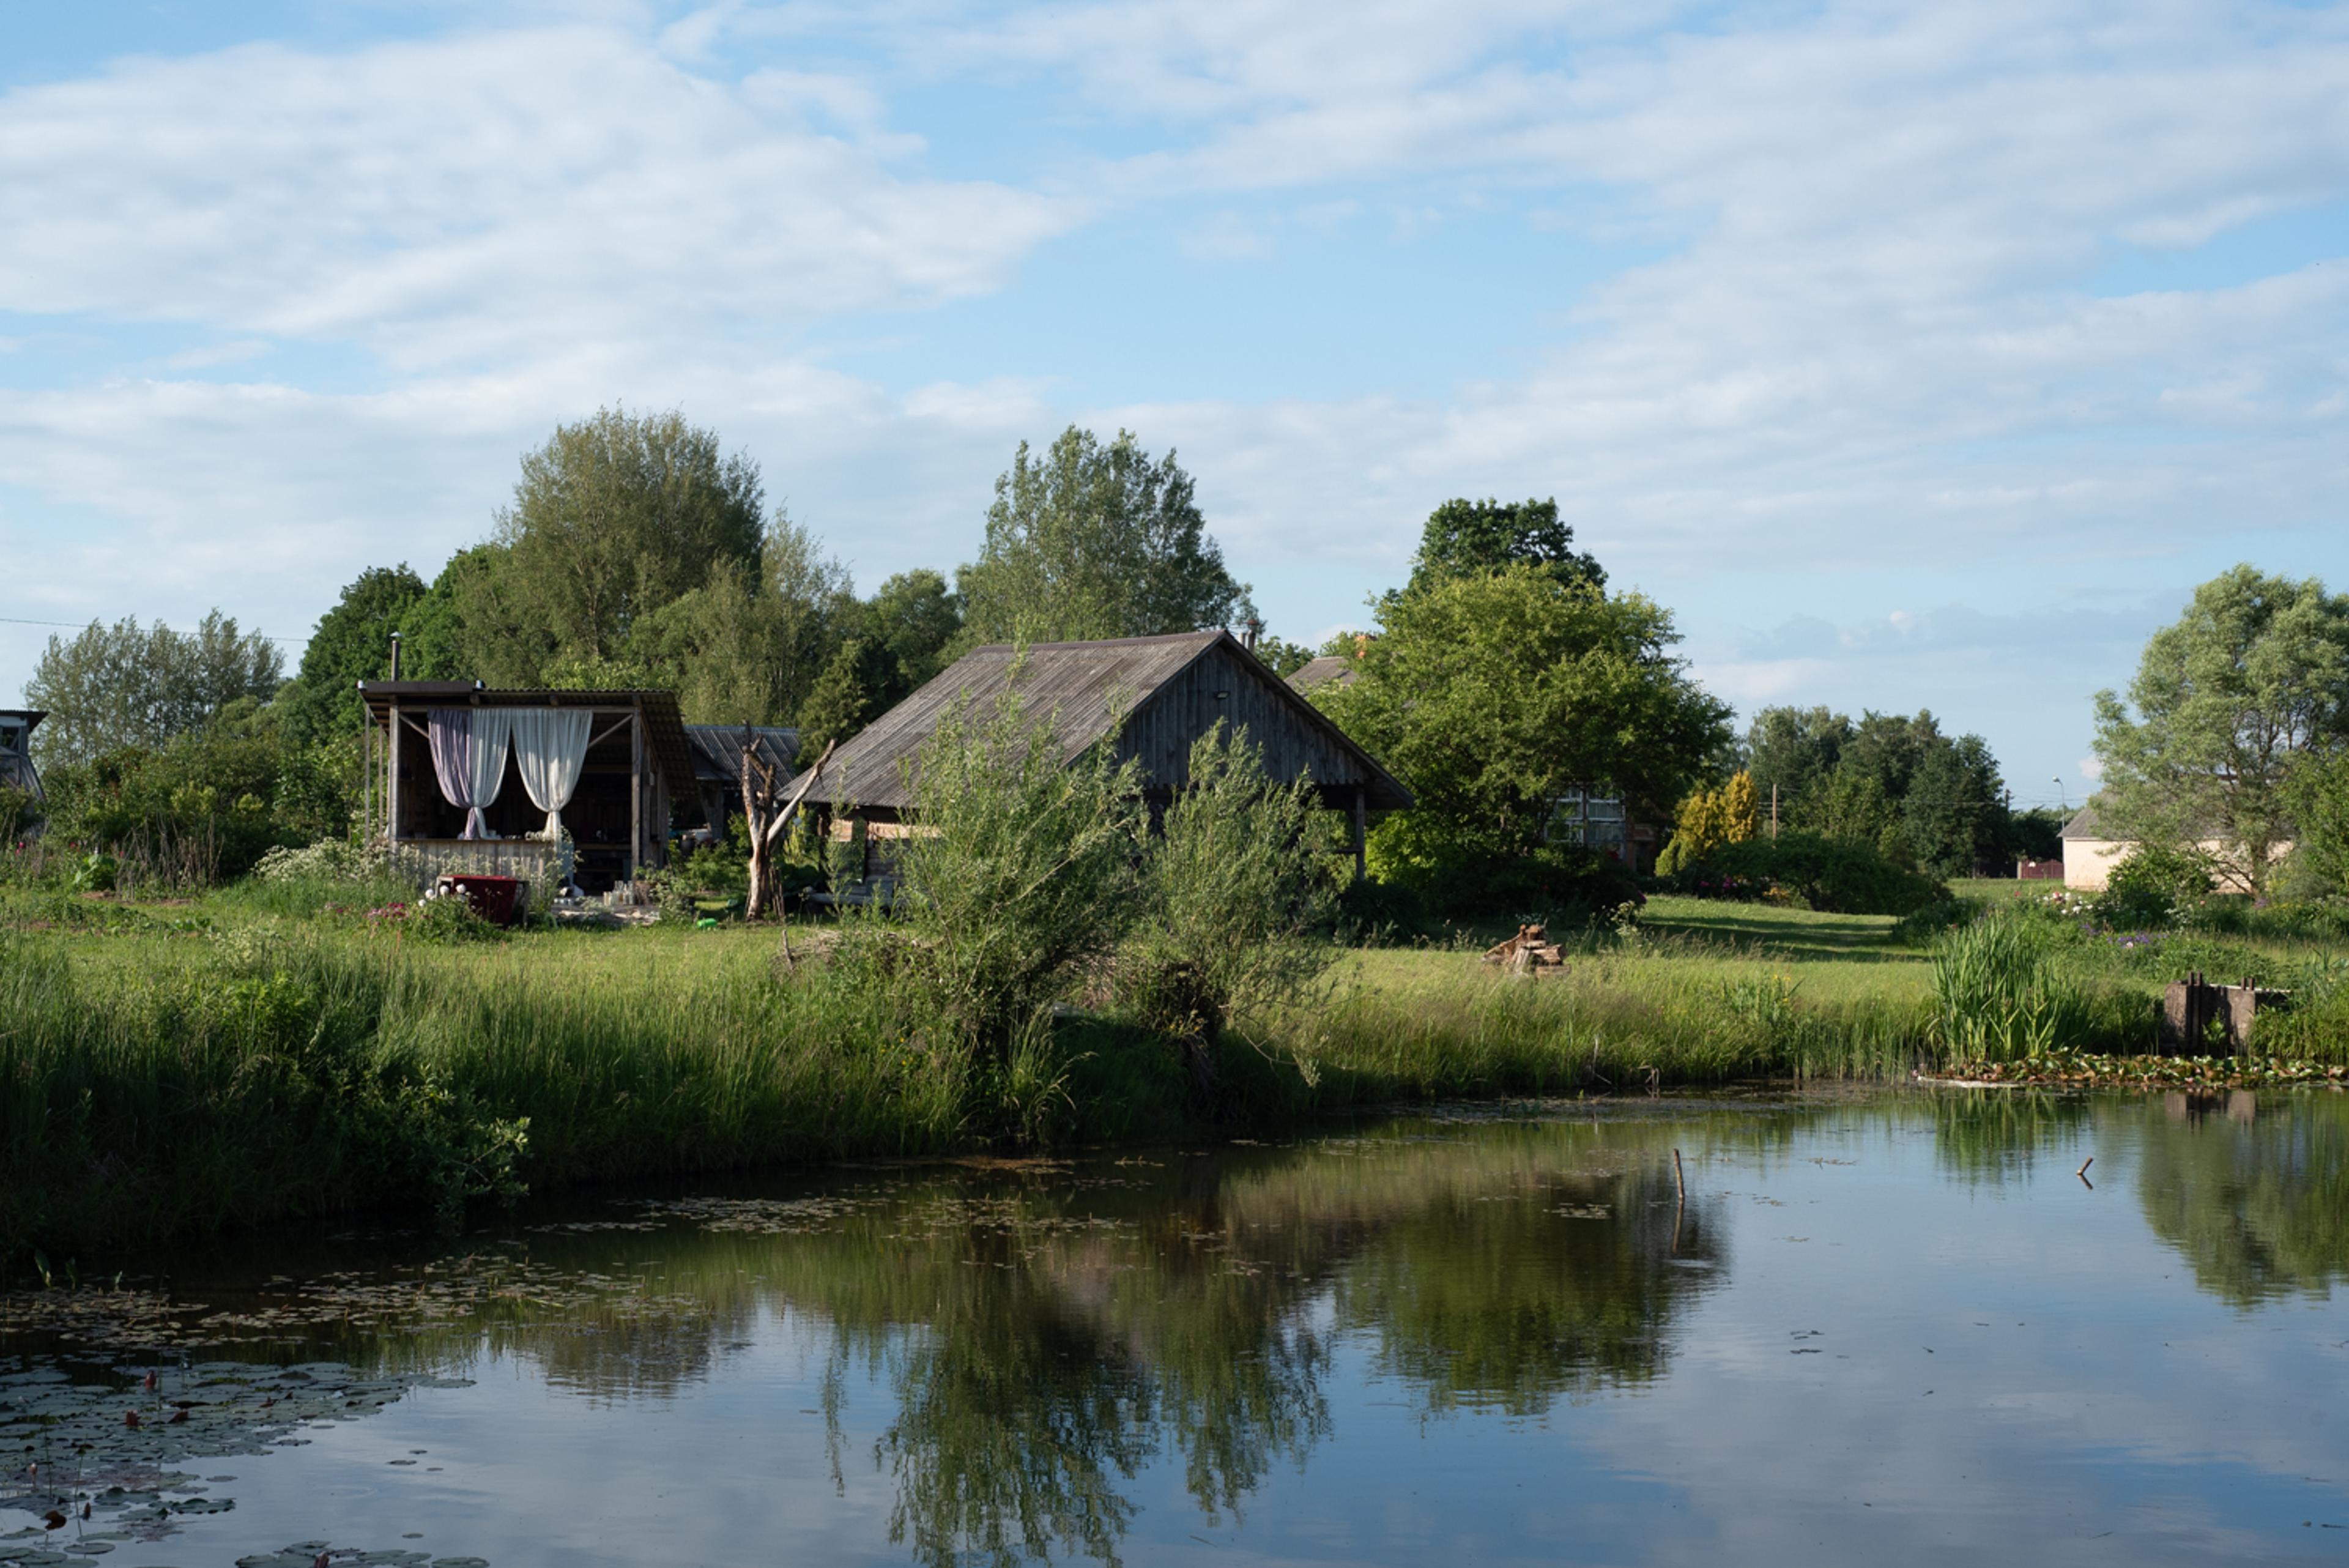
left=3, top=0, right=2346, bottom=792
left=0, top=27, right=1080, bottom=371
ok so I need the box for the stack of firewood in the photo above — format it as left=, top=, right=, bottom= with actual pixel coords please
left=1482, top=923, right=1567, bottom=975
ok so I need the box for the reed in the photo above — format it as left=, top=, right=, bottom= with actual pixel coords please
left=1929, top=910, right=2147, bottom=1061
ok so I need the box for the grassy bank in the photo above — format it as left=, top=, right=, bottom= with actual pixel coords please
left=3, top=883, right=2342, bottom=1252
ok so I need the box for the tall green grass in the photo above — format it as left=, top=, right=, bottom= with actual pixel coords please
left=0, top=908, right=2138, bottom=1251
left=1930, top=912, right=2148, bottom=1060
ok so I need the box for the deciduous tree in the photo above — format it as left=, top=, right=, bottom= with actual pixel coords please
left=280, top=565, right=426, bottom=744
left=25, top=612, right=283, bottom=767
left=495, top=406, right=766, bottom=670
left=1315, top=566, right=1729, bottom=882
left=957, top=428, right=1252, bottom=645
left=2093, top=565, right=2349, bottom=897
left=1403, top=497, right=1603, bottom=598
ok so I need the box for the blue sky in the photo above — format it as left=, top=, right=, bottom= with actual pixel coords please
left=4, top=0, right=2347, bottom=808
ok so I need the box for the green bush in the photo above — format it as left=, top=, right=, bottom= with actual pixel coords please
left=1694, top=831, right=1946, bottom=915
left=407, top=888, right=507, bottom=944
left=2095, top=843, right=2210, bottom=931
left=1113, top=724, right=1340, bottom=1074
left=0, top=784, right=41, bottom=847
left=1367, top=809, right=1642, bottom=920
left=880, top=680, right=1145, bottom=1060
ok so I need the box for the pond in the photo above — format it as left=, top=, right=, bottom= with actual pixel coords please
left=8, top=1087, right=2349, bottom=1566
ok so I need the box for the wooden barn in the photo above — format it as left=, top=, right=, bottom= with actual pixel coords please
left=814, top=629, right=1413, bottom=885
left=359, top=681, right=696, bottom=893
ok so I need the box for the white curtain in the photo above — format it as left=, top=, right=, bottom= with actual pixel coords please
left=508, top=707, right=594, bottom=842
left=427, top=708, right=512, bottom=841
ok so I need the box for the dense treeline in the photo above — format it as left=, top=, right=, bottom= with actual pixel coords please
left=1738, top=705, right=2021, bottom=877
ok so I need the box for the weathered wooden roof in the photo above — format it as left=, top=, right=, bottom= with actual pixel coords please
left=357, top=682, right=697, bottom=803
left=818, top=630, right=1412, bottom=814
left=684, top=724, right=800, bottom=785
left=1286, top=656, right=1358, bottom=693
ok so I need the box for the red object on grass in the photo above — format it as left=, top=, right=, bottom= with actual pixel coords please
left=440, top=874, right=525, bottom=926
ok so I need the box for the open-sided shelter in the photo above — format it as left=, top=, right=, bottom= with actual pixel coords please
left=360, top=681, right=696, bottom=893
left=814, top=629, right=1413, bottom=884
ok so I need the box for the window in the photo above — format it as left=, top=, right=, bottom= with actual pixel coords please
left=0, top=725, right=19, bottom=754
left=1548, top=785, right=1627, bottom=855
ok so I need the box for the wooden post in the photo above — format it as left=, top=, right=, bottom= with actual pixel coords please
left=362, top=713, right=373, bottom=847
left=1351, top=786, right=1367, bottom=885
left=629, top=706, right=644, bottom=892
left=387, top=700, right=401, bottom=845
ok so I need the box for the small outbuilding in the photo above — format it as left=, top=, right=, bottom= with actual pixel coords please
left=0, top=710, right=44, bottom=804
left=815, top=629, right=1413, bottom=885
left=359, top=681, right=697, bottom=893
left=2060, top=800, right=2292, bottom=893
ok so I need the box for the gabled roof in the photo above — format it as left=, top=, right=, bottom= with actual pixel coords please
left=1286, top=655, right=1358, bottom=693
left=818, top=629, right=1412, bottom=814
left=685, top=724, right=800, bottom=785
left=2060, top=804, right=2103, bottom=840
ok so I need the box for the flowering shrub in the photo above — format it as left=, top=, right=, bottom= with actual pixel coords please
left=253, top=839, right=428, bottom=886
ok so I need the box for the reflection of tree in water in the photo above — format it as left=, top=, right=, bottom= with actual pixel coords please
left=168, top=1114, right=1750, bottom=1568
left=809, top=1194, right=1332, bottom=1568
left=2132, top=1093, right=2349, bottom=1308
left=1335, top=1161, right=1718, bottom=1417
left=816, top=1122, right=1725, bottom=1565
left=1929, top=1091, right=2092, bottom=1187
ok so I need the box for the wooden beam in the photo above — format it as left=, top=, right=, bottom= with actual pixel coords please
left=387, top=700, right=402, bottom=841
left=629, top=708, right=644, bottom=888
left=1351, top=786, right=1367, bottom=886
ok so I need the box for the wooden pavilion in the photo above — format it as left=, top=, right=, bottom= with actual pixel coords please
left=358, top=681, right=696, bottom=893
left=813, top=629, right=1413, bottom=885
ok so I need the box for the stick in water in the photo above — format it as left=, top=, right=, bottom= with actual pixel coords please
left=2076, top=1156, right=2094, bottom=1176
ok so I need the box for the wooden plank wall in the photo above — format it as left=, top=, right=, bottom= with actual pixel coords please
left=1115, top=646, right=1365, bottom=799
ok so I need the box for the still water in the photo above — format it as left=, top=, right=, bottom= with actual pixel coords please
left=7, top=1088, right=2349, bottom=1567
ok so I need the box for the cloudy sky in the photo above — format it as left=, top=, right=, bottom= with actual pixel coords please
left=5, top=0, right=2346, bottom=805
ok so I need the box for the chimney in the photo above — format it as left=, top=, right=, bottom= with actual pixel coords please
left=388, top=631, right=403, bottom=680
left=1242, top=615, right=1262, bottom=652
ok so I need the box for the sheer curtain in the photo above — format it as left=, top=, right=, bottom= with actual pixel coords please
left=427, top=708, right=512, bottom=840
left=509, top=707, right=593, bottom=842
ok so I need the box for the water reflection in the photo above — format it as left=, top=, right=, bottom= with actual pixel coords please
left=2130, top=1089, right=2349, bottom=1306
left=16, top=1093, right=2349, bottom=1567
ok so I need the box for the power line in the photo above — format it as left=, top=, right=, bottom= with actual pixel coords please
left=0, top=615, right=308, bottom=645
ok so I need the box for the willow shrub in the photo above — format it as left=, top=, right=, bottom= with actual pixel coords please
left=879, top=678, right=1145, bottom=1061
left=1113, top=725, right=1340, bottom=1085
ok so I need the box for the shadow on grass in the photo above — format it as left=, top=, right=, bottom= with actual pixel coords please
left=1639, top=902, right=1923, bottom=965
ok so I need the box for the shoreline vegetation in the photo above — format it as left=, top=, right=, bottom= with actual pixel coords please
left=8, top=871, right=2349, bottom=1256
